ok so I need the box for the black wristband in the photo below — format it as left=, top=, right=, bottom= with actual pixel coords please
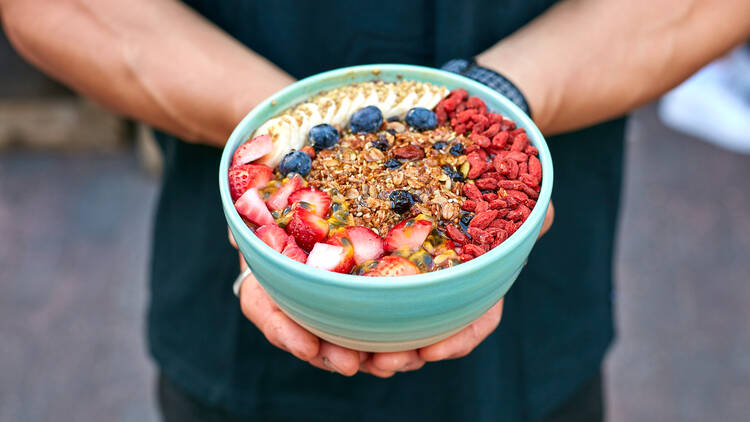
left=441, top=58, right=532, bottom=118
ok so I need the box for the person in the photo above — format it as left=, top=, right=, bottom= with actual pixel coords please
left=2, top=0, right=748, bottom=421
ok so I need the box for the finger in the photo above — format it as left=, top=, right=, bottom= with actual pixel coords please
left=228, top=226, right=238, bottom=249
left=361, top=359, right=396, bottom=378
left=370, top=350, right=425, bottom=373
left=309, top=341, right=360, bottom=376
left=238, top=271, right=320, bottom=361
left=418, top=298, right=504, bottom=362
left=538, top=201, right=555, bottom=239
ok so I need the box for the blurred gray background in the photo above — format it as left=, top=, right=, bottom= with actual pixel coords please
left=1, top=32, right=749, bottom=422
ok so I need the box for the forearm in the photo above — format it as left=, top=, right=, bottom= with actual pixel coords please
left=1, top=0, right=294, bottom=146
left=477, top=0, right=750, bottom=135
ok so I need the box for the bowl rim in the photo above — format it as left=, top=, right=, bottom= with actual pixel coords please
left=219, top=64, right=553, bottom=289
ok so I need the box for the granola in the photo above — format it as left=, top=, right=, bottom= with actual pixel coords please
left=228, top=81, right=543, bottom=276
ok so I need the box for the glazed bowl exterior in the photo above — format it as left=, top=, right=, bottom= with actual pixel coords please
left=219, top=64, right=553, bottom=352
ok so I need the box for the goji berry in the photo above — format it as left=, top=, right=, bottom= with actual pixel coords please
left=462, top=183, right=483, bottom=201
left=510, top=133, right=529, bottom=152
left=500, top=119, right=516, bottom=131
left=436, top=109, right=448, bottom=125
left=487, top=113, right=504, bottom=124
left=482, top=192, right=498, bottom=201
left=503, top=194, right=519, bottom=208
left=525, top=146, right=539, bottom=156
left=528, top=155, right=542, bottom=181
left=463, top=144, right=479, bottom=154
left=520, top=173, right=539, bottom=188
left=470, top=133, right=491, bottom=148
left=449, top=88, right=468, bottom=101
left=446, top=224, right=470, bottom=245
left=507, top=190, right=528, bottom=202
left=521, top=184, right=539, bottom=199
left=498, top=180, right=525, bottom=190
left=475, top=200, right=490, bottom=213
left=469, top=210, right=498, bottom=229
left=459, top=253, right=473, bottom=262
left=518, top=204, right=531, bottom=220
left=483, top=123, right=501, bottom=138
left=506, top=151, right=528, bottom=162
left=442, top=96, right=459, bottom=111
left=453, top=123, right=467, bottom=134
left=464, top=243, right=485, bottom=257
left=467, top=153, right=488, bottom=179
left=492, top=131, right=509, bottom=149
left=489, top=199, right=508, bottom=209
left=461, top=199, right=477, bottom=211
left=467, top=227, right=493, bottom=244
left=519, top=161, right=528, bottom=175
left=466, top=97, right=487, bottom=113
left=476, top=177, right=498, bottom=190
left=507, top=209, right=524, bottom=221
left=457, top=110, right=476, bottom=123
left=455, top=103, right=466, bottom=113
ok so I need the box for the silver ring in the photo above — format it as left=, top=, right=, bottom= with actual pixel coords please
left=233, top=267, right=253, bottom=297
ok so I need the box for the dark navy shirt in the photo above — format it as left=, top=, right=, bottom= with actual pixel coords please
left=149, top=1, right=624, bottom=421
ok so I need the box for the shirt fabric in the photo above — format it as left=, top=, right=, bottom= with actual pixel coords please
left=148, top=1, right=624, bottom=421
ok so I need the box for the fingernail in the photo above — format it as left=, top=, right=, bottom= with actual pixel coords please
left=322, top=357, right=341, bottom=373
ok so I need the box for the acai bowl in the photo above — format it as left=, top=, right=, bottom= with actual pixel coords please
left=219, top=64, right=553, bottom=352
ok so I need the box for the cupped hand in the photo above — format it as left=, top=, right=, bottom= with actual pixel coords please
left=228, top=202, right=552, bottom=377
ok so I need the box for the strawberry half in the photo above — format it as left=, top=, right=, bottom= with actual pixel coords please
left=235, top=188, right=275, bottom=226
left=345, top=226, right=384, bottom=265
left=363, top=255, right=420, bottom=277
left=255, top=224, right=287, bottom=252
left=266, top=175, right=303, bottom=211
left=232, top=134, right=273, bottom=167
left=384, top=218, right=434, bottom=253
left=306, top=243, right=355, bottom=273
left=288, top=188, right=331, bottom=218
left=286, top=207, right=329, bottom=252
left=281, top=236, right=308, bottom=263
left=228, top=164, right=274, bottom=201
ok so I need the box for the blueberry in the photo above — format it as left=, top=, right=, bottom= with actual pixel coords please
left=384, top=158, right=402, bottom=169
left=279, top=150, right=312, bottom=176
left=372, top=135, right=390, bottom=151
left=449, top=143, right=464, bottom=156
left=432, top=141, right=447, bottom=150
left=459, top=212, right=474, bottom=237
left=389, top=190, right=415, bottom=214
left=405, top=107, right=438, bottom=131
left=441, top=165, right=465, bottom=182
left=349, top=105, right=383, bottom=133
left=308, top=123, right=340, bottom=150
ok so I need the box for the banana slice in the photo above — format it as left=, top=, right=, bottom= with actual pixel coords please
left=253, top=81, right=451, bottom=166
left=256, top=115, right=299, bottom=167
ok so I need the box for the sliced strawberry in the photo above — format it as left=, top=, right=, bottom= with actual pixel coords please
left=286, top=207, right=329, bottom=252
left=266, top=175, right=303, bottom=211
left=235, top=188, right=275, bottom=226
left=384, top=218, right=434, bottom=253
left=363, top=255, right=420, bottom=277
left=281, top=236, right=308, bottom=263
left=228, top=164, right=274, bottom=201
left=232, top=134, right=273, bottom=167
left=288, top=187, right=331, bottom=218
left=255, top=224, right=287, bottom=252
left=345, top=226, right=385, bottom=265
left=306, top=243, right=354, bottom=273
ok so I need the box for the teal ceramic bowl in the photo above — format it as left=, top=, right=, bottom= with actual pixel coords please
left=220, top=64, right=553, bottom=352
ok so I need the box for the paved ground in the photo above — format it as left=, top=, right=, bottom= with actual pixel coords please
left=0, top=104, right=749, bottom=421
